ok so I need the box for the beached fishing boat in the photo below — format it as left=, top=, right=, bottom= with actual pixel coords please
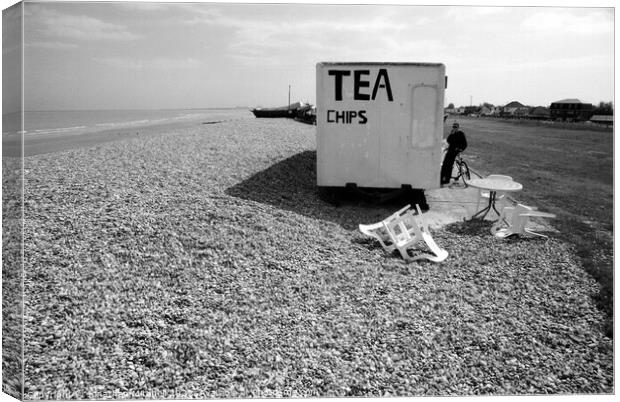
left=251, top=102, right=304, bottom=118
left=252, top=84, right=313, bottom=119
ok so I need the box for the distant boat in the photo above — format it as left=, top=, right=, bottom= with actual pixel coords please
left=251, top=102, right=305, bottom=118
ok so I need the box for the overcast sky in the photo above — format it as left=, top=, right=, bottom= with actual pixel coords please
left=17, top=1, right=615, bottom=111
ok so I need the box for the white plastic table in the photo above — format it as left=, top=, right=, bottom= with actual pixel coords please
left=467, top=177, right=523, bottom=220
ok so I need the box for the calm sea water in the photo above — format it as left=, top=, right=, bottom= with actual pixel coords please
left=2, top=108, right=253, bottom=136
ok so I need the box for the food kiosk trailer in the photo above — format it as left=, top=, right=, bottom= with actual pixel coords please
left=316, top=62, right=446, bottom=192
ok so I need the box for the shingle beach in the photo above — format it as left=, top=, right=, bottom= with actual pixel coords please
left=20, top=115, right=613, bottom=397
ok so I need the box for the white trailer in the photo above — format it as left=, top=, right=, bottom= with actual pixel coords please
left=316, top=62, right=446, bottom=190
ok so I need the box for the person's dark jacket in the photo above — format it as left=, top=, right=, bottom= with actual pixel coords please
left=447, top=129, right=467, bottom=152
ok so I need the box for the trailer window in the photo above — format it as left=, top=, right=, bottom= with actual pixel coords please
left=411, top=85, right=437, bottom=148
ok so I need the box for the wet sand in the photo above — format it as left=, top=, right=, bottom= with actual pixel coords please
left=2, top=111, right=248, bottom=157
left=21, top=120, right=217, bottom=157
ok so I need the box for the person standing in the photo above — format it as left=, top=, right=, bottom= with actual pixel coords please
left=441, top=122, right=468, bottom=185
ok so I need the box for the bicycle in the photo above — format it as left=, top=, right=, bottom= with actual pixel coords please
left=447, top=152, right=482, bottom=188
left=442, top=148, right=481, bottom=188
left=451, top=153, right=471, bottom=187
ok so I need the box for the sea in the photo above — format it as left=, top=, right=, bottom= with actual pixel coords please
left=2, top=108, right=253, bottom=137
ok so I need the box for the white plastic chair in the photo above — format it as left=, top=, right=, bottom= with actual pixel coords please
left=491, top=203, right=556, bottom=239
left=359, top=204, right=411, bottom=253
left=475, top=174, right=514, bottom=216
left=380, top=205, right=448, bottom=262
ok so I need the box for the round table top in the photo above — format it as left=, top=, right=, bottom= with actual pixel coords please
left=467, top=177, right=523, bottom=192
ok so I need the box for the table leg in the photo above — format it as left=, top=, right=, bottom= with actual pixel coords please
left=489, top=191, right=501, bottom=217
left=469, top=191, right=498, bottom=220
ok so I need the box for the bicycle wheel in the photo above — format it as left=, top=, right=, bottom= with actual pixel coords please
left=461, top=161, right=471, bottom=181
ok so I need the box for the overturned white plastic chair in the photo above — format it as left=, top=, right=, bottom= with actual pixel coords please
left=379, top=205, right=448, bottom=262
left=359, top=204, right=411, bottom=253
left=475, top=174, right=513, bottom=216
left=491, top=203, right=556, bottom=239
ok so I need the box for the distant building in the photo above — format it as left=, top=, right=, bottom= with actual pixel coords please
left=528, top=106, right=550, bottom=120
left=490, top=106, right=502, bottom=116
left=549, top=98, right=593, bottom=121
left=502, top=101, right=529, bottom=117
left=479, top=106, right=492, bottom=116
left=590, top=115, right=613, bottom=127
left=477, top=106, right=500, bottom=117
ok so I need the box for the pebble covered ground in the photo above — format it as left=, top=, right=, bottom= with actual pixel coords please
left=3, top=156, right=24, bottom=399
left=21, top=118, right=613, bottom=398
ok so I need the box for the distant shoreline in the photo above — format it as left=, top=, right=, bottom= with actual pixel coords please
left=5, top=118, right=245, bottom=158
left=7, top=106, right=251, bottom=114
left=2, top=109, right=253, bottom=157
